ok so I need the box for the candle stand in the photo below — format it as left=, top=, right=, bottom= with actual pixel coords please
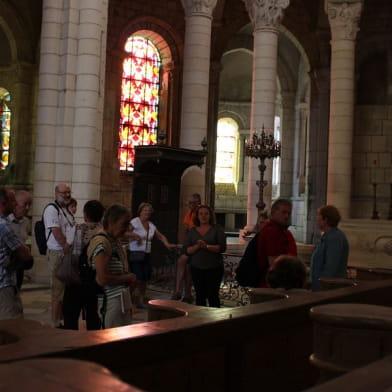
left=245, top=125, right=281, bottom=212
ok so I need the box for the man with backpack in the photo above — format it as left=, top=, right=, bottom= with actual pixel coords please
left=43, top=183, right=75, bottom=328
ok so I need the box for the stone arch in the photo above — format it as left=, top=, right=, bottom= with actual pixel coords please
left=113, top=16, right=182, bottom=67
left=217, top=110, right=246, bottom=131
left=0, top=1, right=33, bottom=62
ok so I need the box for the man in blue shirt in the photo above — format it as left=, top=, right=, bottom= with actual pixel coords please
left=310, top=205, right=349, bottom=291
left=0, top=187, right=32, bottom=320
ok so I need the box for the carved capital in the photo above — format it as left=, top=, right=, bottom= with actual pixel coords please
left=242, top=0, right=290, bottom=31
left=327, top=1, right=363, bottom=40
left=181, top=0, right=217, bottom=18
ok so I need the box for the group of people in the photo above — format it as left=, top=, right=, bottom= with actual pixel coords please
left=0, top=182, right=349, bottom=329
left=246, top=198, right=349, bottom=292
left=44, top=184, right=175, bottom=329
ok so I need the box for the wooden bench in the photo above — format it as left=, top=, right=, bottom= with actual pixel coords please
left=310, top=303, right=392, bottom=380
left=1, top=280, right=392, bottom=392
left=0, top=358, right=141, bottom=391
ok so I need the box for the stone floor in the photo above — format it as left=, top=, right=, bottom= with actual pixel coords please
left=20, top=282, right=174, bottom=328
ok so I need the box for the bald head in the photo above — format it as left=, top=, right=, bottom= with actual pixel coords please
left=14, top=190, right=32, bottom=219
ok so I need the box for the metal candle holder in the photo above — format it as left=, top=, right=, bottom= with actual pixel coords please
left=245, top=125, right=281, bottom=212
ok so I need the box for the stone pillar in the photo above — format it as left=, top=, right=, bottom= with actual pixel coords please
left=280, top=92, right=295, bottom=199
left=326, top=0, right=363, bottom=218
left=33, top=0, right=108, bottom=216
left=72, top=0, right=108, bottom=204
left=179, top=0, right=217, bottom=201
left=243, top=0, right=290, bottom=225
left=307, top=67, right=330, bottom=243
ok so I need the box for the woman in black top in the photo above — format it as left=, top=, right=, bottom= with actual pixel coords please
left=184, top=205, right=226, bottom=307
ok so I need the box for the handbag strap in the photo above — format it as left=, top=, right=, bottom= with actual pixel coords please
left=145, top=225, right=149, bottom=252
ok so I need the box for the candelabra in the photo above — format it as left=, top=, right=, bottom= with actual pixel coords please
left=245, top=125, right=281, bottom=212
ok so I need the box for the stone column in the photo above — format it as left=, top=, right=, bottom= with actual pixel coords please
left=72, top=0, right=108, bottom=204
left=33, top=0, right=108, bottom=217
left=280, top=92, right=295, bottom=199
left=326, top=0, right=363, bottom=218
left=180, top=0, right=217, bottom=201
left=243, top=0, right=290, bottom=225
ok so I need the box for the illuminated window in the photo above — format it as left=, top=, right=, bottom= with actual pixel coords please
left=215, top=118, right=238, bottom=183
left=118, top=36, right=161, bottom=171
left=0, top=90, right=10, bottom=170
left=272, top=115, right=281, bottom=188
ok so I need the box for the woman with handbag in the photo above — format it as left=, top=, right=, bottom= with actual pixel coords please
left=184, top=205, right=226, bottom=308
left=89, top=204, right=137, bottom=328
left=62, top=200, right=105, bottom=330
left=128, top=202, right=175, bottom=309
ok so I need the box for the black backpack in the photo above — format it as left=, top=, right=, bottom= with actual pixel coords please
left=34, top=203, right=60, bottom=255
left=235, top=233, right=263, bottom=287
left=79, top=233, right=108, bottom=296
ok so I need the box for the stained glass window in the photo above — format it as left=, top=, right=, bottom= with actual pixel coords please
left=0, top=90, right=11, bottom=170
left=118, top=36, right=161, bottom=171
left=215, top=118, right=238, bottom=183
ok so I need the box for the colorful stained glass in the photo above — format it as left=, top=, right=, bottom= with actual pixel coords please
left=215, top=118, right=238, bottom=184
left=0, top=91, right=11, bottom=170
left=118, top=36, right=161, bottom=171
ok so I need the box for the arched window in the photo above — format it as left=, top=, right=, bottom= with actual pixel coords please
left=215, top=118, right=238, bottom=184
left=272, top=115, right=281, bottom=190
left=0, top=89, right=11, bottom=170
left=118, top=36, right=161, bottom=171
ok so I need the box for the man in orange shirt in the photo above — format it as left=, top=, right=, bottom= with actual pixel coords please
left=171, top=193, right=201, bottom=302
left=257, top=199, right=297, bottom=287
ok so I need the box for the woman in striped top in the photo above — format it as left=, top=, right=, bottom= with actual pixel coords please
left=88, top=204, right=136, bottom=329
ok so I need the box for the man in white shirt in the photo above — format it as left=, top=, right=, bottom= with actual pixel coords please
left=8, top=190, right=33, bottom=289
left=43, top=183, right=75, bottom=327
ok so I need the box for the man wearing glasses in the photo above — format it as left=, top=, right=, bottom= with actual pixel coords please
left=43, top=183, right=75, bottom=327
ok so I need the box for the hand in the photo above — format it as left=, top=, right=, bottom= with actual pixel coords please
left=197, top=240, right=207, bottom=249
left=166, top=243, right=177, bottom=249
left=63, top=242, right=71, bottom=255
left=127, top=273, right=137, bottom=284
left=135, top=235, right=142, bottom=244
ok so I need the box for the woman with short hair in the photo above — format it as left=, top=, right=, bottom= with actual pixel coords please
left=310, top=205, right=349, bottom=291
left=128, top=202, right=175, bottom=309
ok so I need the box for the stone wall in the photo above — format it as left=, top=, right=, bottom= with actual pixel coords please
left=352, top=106, right=392, bottom=219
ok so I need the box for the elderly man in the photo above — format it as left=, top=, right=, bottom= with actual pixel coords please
left=8, top=190, right=33, bottom=289
left=0, top=187, right=32, bottom=320
left=257, top=198, right=297, bottom=287
left=43, top=183, right=75, bottom=327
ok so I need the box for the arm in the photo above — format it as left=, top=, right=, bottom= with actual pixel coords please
left=155, top=229, right=176, bottom=249
left=205, top=226, right=227, bottom=253
left=51, top=227, right=71, bottom=254
left=13, top=243, right=32, bottom=263
left=184, top=229, right=199, bottom=255
left=94, top=251, right=136, bottom=286
left=320, top=234, right=345, bottom=278
left=126, top=224, right=142, bottom=243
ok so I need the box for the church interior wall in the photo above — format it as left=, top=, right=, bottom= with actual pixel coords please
left=100, top=0, right=185, bottom=209
left=0, top=0, right=41, bottom=190
left=1, top=0, right=392, bottom=251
